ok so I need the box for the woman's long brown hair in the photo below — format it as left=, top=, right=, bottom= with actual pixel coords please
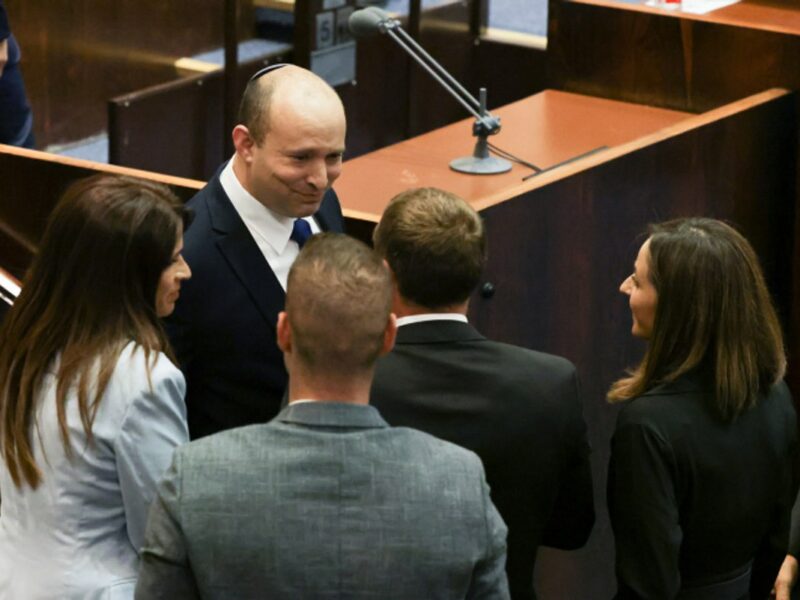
left=608, top=218, right=786, bottom=420
left=0, top=175, right=188, bottom=489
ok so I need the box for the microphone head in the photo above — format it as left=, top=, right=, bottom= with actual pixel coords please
left=364, top=6, right=393, bottom=20
left=348, top=7, right=390, bottom=37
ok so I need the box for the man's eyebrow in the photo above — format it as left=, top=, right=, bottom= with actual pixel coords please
left=281, top=146, right=346, bottom=155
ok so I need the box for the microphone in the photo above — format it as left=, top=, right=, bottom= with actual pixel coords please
left=347, top=7, right=512, bottom=175
left=347, top=6, right=397, bottom=37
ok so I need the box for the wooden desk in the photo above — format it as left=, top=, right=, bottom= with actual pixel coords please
left=336, top=90, right=689, bottom=219
left=252, top=0, right=295, bottom=11
left=547, top=0, right=800, bottom=405
left=548, top=0, right=800, bottom=112
left=575, top=0, right=800, bottom=34
left=0, top=144, right=376, bottom=279
left=338, top=88, right=797, bottom=598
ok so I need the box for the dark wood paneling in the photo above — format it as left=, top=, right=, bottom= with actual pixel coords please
left=5, top=0, right=256, bottom=147
left=466, top=91, right=797, bottom=599
left=546, top=0, right=800, bottom=400
left=338, top=86, right=796, bottom=597
left=109, top=54, right=291, bottom=180
left=410, top=1, right=476, bottom=135
left=337, top=34, right=412, bottom=159
left=548, top=0, right=800, bottom=112
left=0, top=146, right=374, bottom=280
left=410, top=2, right=547, bottom=136
left=0, top=146, right=204, bottom=278
left=110, top=73, right=224, bottom=181
left=472, top=38, right=547, bottom=111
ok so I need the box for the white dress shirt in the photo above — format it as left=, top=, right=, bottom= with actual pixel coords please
left=220, top=159, right=320, bottom=291
left=395, top=313, right=468, bottom=327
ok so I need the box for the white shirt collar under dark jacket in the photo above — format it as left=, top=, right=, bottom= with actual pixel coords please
left=220, top=158, right=320, bottom=290
left=395, top=313, right=468, bottom=327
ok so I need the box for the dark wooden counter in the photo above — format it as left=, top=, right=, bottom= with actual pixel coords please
left=548, top=0, right=800, bottom=112
left=337, top=87, right=798, bottom=598
left=336, top=90, right=689, bottom=218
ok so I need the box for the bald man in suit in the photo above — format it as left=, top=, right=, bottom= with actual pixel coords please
left=165, top=65, right=345, bottom=439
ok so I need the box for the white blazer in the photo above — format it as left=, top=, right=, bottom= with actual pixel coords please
left=0, top=342, right=188, bottom=599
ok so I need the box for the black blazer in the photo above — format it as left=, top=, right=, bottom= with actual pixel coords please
left=608, top=372, right=798, bottom=599
left=370, top=319, right=595, bottom=600
left=165, top=168, right=344, bottom=439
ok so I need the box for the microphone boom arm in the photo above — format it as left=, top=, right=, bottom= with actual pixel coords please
left=351, top=7, right=510, bottom=174
left=386, top=27, right=500, bottom=136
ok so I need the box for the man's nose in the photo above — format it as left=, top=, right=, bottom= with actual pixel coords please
left=306, top=160, right=328, bottom=190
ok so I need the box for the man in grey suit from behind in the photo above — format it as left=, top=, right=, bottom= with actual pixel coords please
left=135, top=233, right=510, bottom=599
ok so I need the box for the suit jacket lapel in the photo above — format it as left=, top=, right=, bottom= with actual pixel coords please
left=315, top=189, right=343, bottom=233
left=206, top=175, right=285, bottom=328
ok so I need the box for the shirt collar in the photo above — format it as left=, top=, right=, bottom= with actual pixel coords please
left=395, top=313, right=468, bottom=327
left=277, top=402, right=388, bottom=429
left=220, top=158, right=295, bottom=254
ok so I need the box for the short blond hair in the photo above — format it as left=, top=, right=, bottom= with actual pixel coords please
left=373, top=188, right=486, bottom=309
left=286, top=233, right=392, bottom=376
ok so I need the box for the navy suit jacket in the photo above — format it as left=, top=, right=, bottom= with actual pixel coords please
left=371, top=320, right=595, bottom=600
left=165, top=168, right=344, bottom=439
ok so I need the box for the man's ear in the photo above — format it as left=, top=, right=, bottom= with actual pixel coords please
left=382, top=259, right=396, bottom=282
left=277, top=311, right=292, bottom=354
left=383, top=262, right=405, bottom=315
left=232, top=125, right=255, bottom=163
left=379, top=313, right=397, bottom=357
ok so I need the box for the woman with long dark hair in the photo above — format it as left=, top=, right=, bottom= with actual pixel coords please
left=0, top=174, right=192, bottom=598
left=608, top=218, right=796, bottom=599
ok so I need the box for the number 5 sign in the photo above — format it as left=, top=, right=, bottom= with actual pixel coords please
left=316, top=11, right=335, bottom=49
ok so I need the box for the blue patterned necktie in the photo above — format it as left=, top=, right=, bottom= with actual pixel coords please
left=290, top=219, right=313, bottom=248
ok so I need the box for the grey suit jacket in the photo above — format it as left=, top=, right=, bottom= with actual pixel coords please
left=135, top=402, right=510, bottom=599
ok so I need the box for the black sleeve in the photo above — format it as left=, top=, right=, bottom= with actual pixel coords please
left=790, top=489, right=800, bottom=558
left=751, top=400, right=800, bottom=596
left=541, top=368, right=595, bottom=549
left=608, top=420, right=682, bottom=600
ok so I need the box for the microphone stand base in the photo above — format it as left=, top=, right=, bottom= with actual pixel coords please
left=450, top=155, right=512, bottom=175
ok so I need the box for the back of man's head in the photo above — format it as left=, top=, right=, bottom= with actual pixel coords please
left=373, top=187, right=486, bottom=309
left=285, top=233, right=392, bottom=378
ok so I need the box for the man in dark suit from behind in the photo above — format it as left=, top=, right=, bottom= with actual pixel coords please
left=370, top=187, right=595, bottom=600
left=165, top=65, right=346, bottom=439
left=136, top=233, right=510, bottom=599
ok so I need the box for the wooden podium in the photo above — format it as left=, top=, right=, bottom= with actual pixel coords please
left=337, top=87, right=797, bottom=598
left=549, top=0, right=800, bottom=112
